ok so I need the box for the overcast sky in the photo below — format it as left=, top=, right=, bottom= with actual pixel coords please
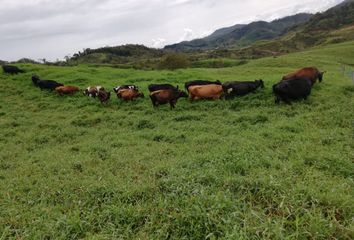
left=0, top=0, right=344, bottom=61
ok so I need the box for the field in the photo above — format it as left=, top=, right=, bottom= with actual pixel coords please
left=1, top=41, right=353, bottom=239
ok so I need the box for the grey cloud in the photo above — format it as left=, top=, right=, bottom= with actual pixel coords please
left=0, top=0, right=345, bottom=61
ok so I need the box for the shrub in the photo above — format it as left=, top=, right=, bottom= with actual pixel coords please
left=159, top=53, right=190, bottom=70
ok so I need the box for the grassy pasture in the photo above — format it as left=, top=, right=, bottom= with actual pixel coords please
left=0, top=41, right=353, bottom=239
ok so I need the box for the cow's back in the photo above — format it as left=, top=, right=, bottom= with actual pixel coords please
left=189, top=84, right=223, bottom=99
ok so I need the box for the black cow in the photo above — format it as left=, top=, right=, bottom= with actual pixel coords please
left=2, top=65, right=25, bottom=74
left=148, top=84, right=177, bottom=92
left=32, top=75, right=63, bottom=91
left=223, top=80, right=264, bottom=99
left=273, top=77, right=312, bottom=104
left=185, top=80, right=221, bottom=91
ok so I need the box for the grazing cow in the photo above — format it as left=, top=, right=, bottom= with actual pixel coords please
left=282, top=67, right=325, bottom=85
left=32, top=75, right=63, bottom=90
left=273, top=77, right=312, bottom=104
left=185, top=80, right=221, bottom=92
left=113, top=85, right=138, bottom=94
left=2, top=65, right=25, bottom=74
left=55, top=86, right=79, bottom=95
left=116, top=88, right=144, bottom=101
left=83, top=86, right=105, bottom=98
left=222, top=80, right=264, bottom=99
left=149, top=89, right=188, bottom=109
left=188, top=84, right=223, bottom=100
left=97, top=89, right=111, bottom=104
left=148, top=84, right=177, bottom=92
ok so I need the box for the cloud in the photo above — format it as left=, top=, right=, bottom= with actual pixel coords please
left=0, top=0, right=345, bottom=61
left=152, top=38, right=167, bottom=48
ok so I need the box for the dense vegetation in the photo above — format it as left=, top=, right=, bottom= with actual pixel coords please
left=0, top=41, right=353, bottom=239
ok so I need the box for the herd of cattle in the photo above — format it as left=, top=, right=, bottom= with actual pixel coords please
left=2, top=65, right=325, bottom=109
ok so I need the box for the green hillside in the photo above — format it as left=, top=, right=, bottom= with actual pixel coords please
left=228, top=1, right=354, bottom=58
left=1, top=41, right=353, bottom=239
left=164, top=13, right=313, bottom=51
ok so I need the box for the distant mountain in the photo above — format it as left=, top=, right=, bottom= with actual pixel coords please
left=230, top=0, right=354, bottom=58
left=203, top=24, right=246, bottom=41
left=165, top=13, right=313, bottom=51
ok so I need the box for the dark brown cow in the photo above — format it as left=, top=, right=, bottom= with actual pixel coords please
left=55, top=86, right=79, bottom=95
left=282, top=67, right=325, bottom=85
left=188, top=84, right=223, bottom=100
left=116, top=88, right=144, bottom=101
left=149, top=89, right=188, bottom=109
left=97, top=90, right=111, bottom=104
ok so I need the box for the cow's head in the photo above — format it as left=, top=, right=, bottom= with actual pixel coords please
left=178, top=90, right=188, bottom=98
left=31, top=75, right=40, bottom=86
left=113, top=86, right=120, bottom=93
left=257, top=79, right=265, bottom=88
left=318, top=71, right=326, bottom=83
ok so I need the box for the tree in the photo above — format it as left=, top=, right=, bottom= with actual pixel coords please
left=159, top=53, right=189, bottom=70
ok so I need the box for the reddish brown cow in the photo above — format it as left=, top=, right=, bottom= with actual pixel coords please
left=149, top=89, right=188, bottom=109
left=55, top=86, right=79, bottom=95
left=188, top=84, right=223, bottom=100
left=97, top=90, right=111, bottom=104
left=282, top=67, right=325, bottom=85
left=116, top=88, right=144, bottom=101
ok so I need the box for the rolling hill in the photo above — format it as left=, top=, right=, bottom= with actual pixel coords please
left=228, top=0, right=354, bottom=58
left=164, top=13, right=313, bottom=51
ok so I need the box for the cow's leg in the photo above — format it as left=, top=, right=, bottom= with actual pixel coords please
left=284, top=98, right=292, bottom=105
left=275, top=96, right=280, bottom=104
left=169, top=101, right=176, bottom=110
left=150, top=96, right=158, bottom=108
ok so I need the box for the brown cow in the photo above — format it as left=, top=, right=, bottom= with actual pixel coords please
left=116, top=88, right=144, bottom=101
left=97, top=89, right=111, bottom=104
left=188, top=84, right=223, bottom=100
left=149, top=89, right=188, bottom=109
left=55, top=86, right=79, bottom=95
left=282, top=67, right=325, bottom=85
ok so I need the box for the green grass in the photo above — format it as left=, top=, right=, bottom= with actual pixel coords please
left=0, top=41, right=353, bottom=239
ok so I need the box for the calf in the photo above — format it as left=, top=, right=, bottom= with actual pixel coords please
left=149, top=89, right=188, bottom=109
left=2, top=65, right=25, bottom=74
left=32, top=75, right=63, bottom=90
left=55, top=86, right=79, bottom=95
left=116, top=88, right=144, bottom=101
left=223, top=80, right=264, bottom=99
left=188, top=84, right=223, bottom=100
left=273, top=77, right=312, bottom=104
left=83, top=86, right=105, bottom=98
left=113, top=85, right=138, bottom=94
left=282, top=67, right=325, bottom=85
left=97, top=89, right=111, bottom=104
